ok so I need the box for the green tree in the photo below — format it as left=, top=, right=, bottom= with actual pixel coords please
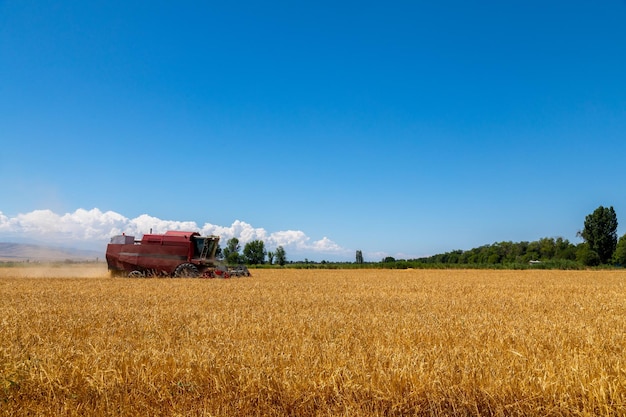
left=355, top=250, right=363, bottom=264
left=525, top=241, right=541, bottom=263
left=554, top=237, right=577, bottom=260
left=274, top=246, right=287, bottom=266
left=538, top=237, right=556, bottom=260
left=576, top=243, right=600, bottom=267
left=613, top=234, right=626, bottom=265
left=579, top=206, right=618, bottom=264
left=243, top=240, right=266, bottom=264
left=267, top=251, right=274, bottom=265
left=223, top=237, right=242, bottom=265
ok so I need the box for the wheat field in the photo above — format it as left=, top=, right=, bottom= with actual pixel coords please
left=1, top=265, right=625, bottom=416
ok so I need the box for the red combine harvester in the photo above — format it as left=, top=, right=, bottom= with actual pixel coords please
left=106, top=231, right=250, bottom=278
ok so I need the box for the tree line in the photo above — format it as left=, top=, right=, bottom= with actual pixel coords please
left=397, top=205, right=626, bottom=268
left=215, top=205, right=626, bottom=269
left=216, top=237, right=287, bottom=266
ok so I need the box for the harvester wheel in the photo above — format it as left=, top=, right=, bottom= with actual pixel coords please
left=174, top=263, right=199, bottom=278
left=129, top=270, right=144, bottom=278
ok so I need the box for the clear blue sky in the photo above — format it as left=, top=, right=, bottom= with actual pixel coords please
left=1, top=1, right=625, bottom=261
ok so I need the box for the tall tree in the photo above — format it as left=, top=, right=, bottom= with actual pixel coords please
left=243, top=240, right=266, bottom=264
left=223, top=237, right=242, bottom=265
left=275, top=246, right=287, bottom=266
left=579, top=206, right=618, bottom=264
left=355, top=250, right=363, bottom=264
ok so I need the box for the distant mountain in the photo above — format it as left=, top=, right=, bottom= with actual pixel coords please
left=0, top=242, right=103, bottom=261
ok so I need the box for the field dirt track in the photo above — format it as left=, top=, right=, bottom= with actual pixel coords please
left=1, top=266, right=625, bottom=416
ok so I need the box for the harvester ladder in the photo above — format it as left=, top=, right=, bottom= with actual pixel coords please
left=200, top=241, right=211, bottom=260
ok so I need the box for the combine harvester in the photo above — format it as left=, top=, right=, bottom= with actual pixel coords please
left=106, top=231, right=251, bottom=278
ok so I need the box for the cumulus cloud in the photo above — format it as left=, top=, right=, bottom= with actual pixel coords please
left=0, top=208, right=127, bottom=240
left=0, top=208, right=348, bottom=260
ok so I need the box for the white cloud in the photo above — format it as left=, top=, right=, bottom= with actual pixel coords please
left=0, top=208, right=348, bottom=260
left=311, top=236, right=342, bottom=251
left=199, top=220, right=268, bottom=243
left=265, top=230, right=308, bottom=248
left=131, top=214, right=198, bottom=236
left=0, top=208, right=128, bottom=243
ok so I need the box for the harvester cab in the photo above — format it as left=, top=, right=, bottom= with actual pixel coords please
left=194, top=235, right=219, bottom=262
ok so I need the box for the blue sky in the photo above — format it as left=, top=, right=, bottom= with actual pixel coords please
left=1, top=1, right=625, bottom=261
